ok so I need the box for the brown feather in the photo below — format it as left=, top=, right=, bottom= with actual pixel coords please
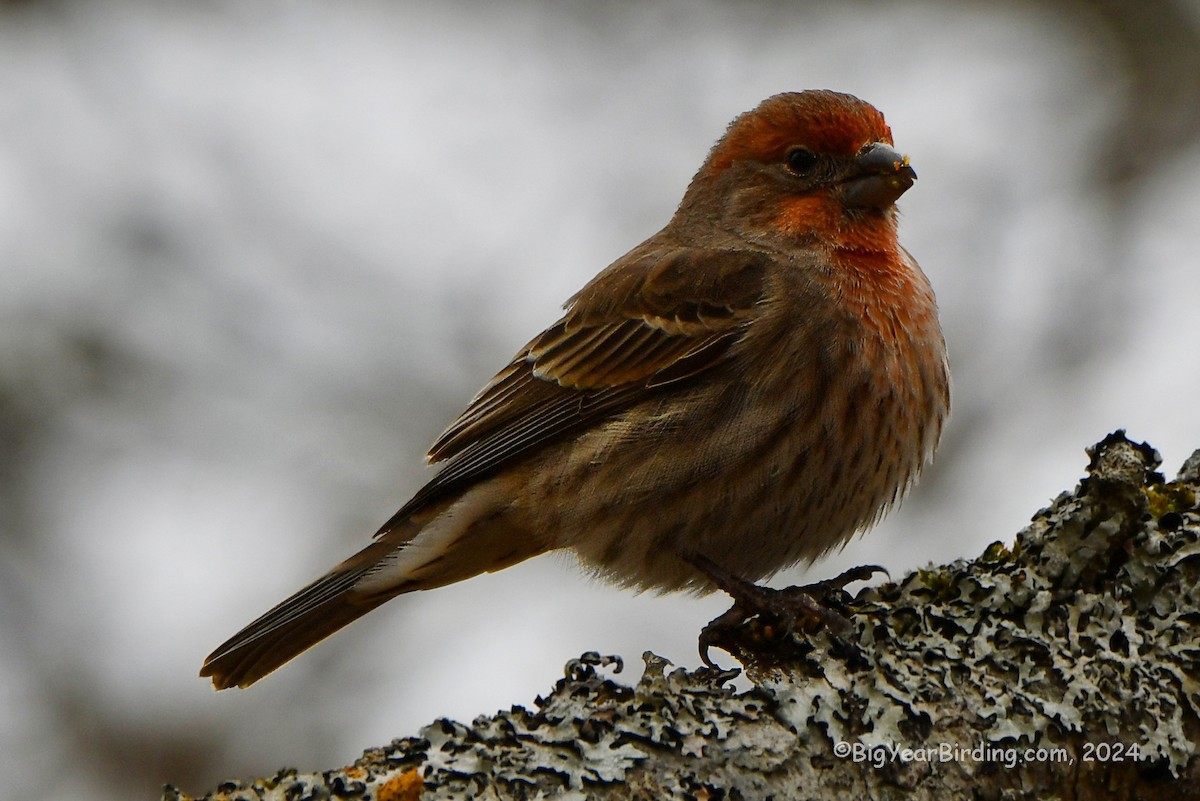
left=368, top=246, right=769, bottom=539
left=200, top=584, right=392, bottom=690
left=199, top=539, right=400, bottom=689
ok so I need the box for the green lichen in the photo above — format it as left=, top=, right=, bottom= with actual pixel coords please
left=1145, top=483, right=1197, bottom=519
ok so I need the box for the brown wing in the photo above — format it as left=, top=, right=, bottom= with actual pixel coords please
left=374, top=245, right=768, bottom=535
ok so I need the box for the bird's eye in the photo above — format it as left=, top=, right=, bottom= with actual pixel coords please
left=785, top=147, right=818, bottom=175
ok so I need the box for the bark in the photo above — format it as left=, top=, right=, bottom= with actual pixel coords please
left=165, top=432, right=1200, bottom=800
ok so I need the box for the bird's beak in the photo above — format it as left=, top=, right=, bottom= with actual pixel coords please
left=840, top=143, right=917, bottom=210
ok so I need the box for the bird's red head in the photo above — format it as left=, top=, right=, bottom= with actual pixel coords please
left=708, top=90, right=895, bottom=174
left=680, top=91, right=916, bottom=255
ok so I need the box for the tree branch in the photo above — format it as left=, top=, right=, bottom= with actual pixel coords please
left=166, top=432, right=1200, bottom=800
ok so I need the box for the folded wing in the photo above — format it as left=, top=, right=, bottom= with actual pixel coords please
left=375, top=246, right=768, bottom=535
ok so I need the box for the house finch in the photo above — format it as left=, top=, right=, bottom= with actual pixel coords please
left=201, top=90, right=949, bottom=689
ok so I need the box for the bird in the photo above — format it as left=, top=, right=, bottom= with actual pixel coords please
left=200, top=90, right=949, bottom=689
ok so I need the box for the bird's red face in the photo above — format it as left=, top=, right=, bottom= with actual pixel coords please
left=696, top=91, right=917, bottom=251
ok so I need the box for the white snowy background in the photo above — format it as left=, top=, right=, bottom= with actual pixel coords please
left=2, top=0, right=1198, bottom=797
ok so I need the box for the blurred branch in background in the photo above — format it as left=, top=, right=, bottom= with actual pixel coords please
left=1033, top=0, right=1200, bottom=372
left=1082, top=0, right=1200, bottom=190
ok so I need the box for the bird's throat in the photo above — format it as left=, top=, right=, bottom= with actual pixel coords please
left=772, top=195, right=902, bottom=257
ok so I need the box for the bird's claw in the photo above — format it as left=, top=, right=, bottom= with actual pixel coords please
left=809, top=563, right=889, bottom=594
left=688, top=554, right=884, bottom=668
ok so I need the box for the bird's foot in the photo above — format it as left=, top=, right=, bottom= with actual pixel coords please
left=687, top=554, right=886, bottom=668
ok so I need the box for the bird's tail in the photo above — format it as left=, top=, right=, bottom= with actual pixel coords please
left=200, top=496, right=544, bottom=689
left=199, top=540, right=401, bottom=690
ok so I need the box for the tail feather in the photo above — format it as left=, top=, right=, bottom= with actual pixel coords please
left=200, top=552, right=395, bottom=689
left=200, top=491, right=542, bottom=689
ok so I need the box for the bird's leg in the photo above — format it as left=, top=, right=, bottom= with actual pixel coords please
left=686, top=553, right=886, bottom=667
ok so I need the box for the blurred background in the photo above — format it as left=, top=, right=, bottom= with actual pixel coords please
left=2, top=0, right=1199, bottom=797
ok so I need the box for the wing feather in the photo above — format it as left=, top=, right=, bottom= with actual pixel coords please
left=374, top=246, right=769, bottom=537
